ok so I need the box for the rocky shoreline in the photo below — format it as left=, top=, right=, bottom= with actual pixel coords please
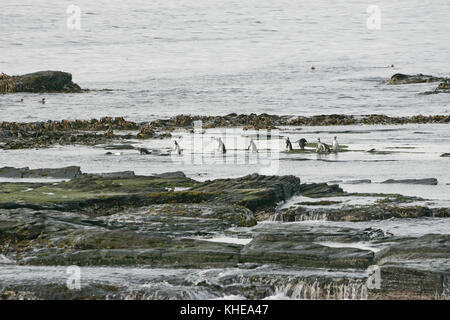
left=0, top=167, right=448, bottom=300
left=1, top=113, right=450, bottom=149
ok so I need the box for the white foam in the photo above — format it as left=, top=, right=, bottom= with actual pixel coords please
left=316, top=241, right=382, bottom=252
left=0, top=254, right=15, bottom=264
left=202, top=236, right=252, bottom=245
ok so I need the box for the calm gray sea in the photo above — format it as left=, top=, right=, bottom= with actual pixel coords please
left=1, top=0, right=450, bottom=121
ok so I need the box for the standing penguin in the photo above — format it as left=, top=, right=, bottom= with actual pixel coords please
left=173, top=140, right=182, bottom=155
left=332, top=136, right=339, bottom=152
left=316, top=138, right=331, bottom=153
left=285, top=137, right=293, bottom=152
left=41, top=98, right=46, bottom=104
left=298, top=138, right=307, bottom=150
left=247, top=139, right=258, bottom=153
left=217, top=137, right=226, bottom=154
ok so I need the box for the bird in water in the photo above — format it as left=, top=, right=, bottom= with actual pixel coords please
left=332, top=136, right=339, bottom=152
left=247, top=139, right=258, bottom=153
left=41, top=98, right=46, bottom=104
left=173, top=140, right=182, bottom=155
left=285, top=137, right=293, bottom=152
left=297, top=138, right=307, bottom=150
left=316, top=138, right=331, bottom=153
left=18, top=98, right=24, bottom=103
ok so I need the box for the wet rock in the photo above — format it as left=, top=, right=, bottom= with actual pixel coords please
left=386, top=73, right=447, bottom=85
left=345, top=179, right=372, bottom=184
left=0, top=172, right=301, bottom=221
left=154, top=171, right=186, bottom=179
left=0, top=166, right=82, bottom=179
left=372, top=234, right=450, bottom=298
left=241, top=233, right=374, bottom=269
left=276, top=204, right=450, bottom=222
left=94, top=171, right=136, bottom=178
left=191, top=174, right=301, bottom=213
left=440, top=153, right=450, bottom=157
left=381, top=178, right=438, bottom=185
left=136, top=126, right=156, bottom=139
left=103, top=144, right=136, bottom=150
left=426, top=80, right=450, bottom=94
left=435, top=80, right=450, bottom=93
left=298, top=183, right=345, bottom=198
left=0, top=71, right=82, bottom=93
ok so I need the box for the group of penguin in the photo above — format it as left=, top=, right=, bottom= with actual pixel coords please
left=134, top=136, right=340, bottom=157
left=285, top=136, right=340, bottom=153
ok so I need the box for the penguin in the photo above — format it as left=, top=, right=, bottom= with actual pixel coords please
left=41, top=98, right=46, bottom=104
left=173, top=140, right=182, bottom=155
left=316, top=138, right=331, bottom=153
left=217, top=137, right=226, bottom=154
left=332, top=136, right=339, bottom=152
left=298, top=138, right=307, bottom=150
left=247, top=139, right=258, bottom=153
left=285, top=137, right=293, bottom=152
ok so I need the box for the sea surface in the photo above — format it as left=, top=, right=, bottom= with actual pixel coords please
left=1, top=0, right=450, bottom=121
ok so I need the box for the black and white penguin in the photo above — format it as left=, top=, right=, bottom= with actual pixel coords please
left=173, top=140, right=182, bottom=155
left=217, top=138, right=226, bottom=154
left=41, top=98, right=46, bottom=104
left=247, top=139, right=258, bottom=153
left=298, top=138, right=307, bottom=150
left=332, top=136, right=339, bottom=152
left=285, top=137, right=293, bottom=152
left=316, top=138, right=331, bottom=153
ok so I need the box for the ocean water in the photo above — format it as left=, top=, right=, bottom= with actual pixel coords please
left=1, top=1, right=449, bottom=300
left=1, top=0, right=450, bottom=121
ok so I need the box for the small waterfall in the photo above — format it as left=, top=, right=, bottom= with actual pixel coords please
left=294, top=212, right=327, bottom=221
left=268, top=211, right=327, bottom=222
left=268, top=212, right=281, bottom=222
left=275, top=279, right=368, bottom=300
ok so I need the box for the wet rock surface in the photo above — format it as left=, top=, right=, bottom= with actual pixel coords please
left=0, top=169, right=448, bottom=300
left=386, top=73, right=447, bottom=85
left=381, top=178, right=438, bottom=185
left=2, top=113, right=450, bottom=150
left=0, top=117, right=164, bottom=149
left=275, top=204, right=450, bottom=222
left=0, top=71, right=82, bottom=93
left=0, top=166, right=82, bottom=179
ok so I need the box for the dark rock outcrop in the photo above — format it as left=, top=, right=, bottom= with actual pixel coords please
left=190, top=173, right=301, bottom=213
left=0, top=71, right=82, bottom=93
left=0, top=166, right=82, bottom=179
left=386, top=73, right=447, bottom=85
left=275, top=204, right=450, bottom=222
left=381, top=178, right=438, bottom=185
